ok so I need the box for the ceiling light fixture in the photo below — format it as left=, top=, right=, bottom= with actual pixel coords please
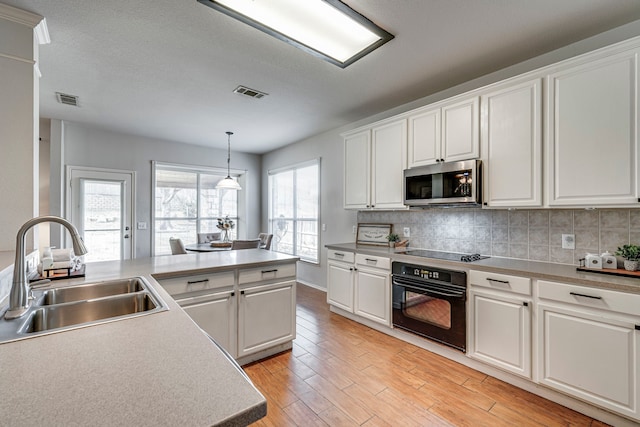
left=197, top=0, right=394, bottom=68
left=216, top=131, right=242, bottom=191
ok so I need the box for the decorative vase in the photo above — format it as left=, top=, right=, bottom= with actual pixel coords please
left=389, top=242, right=395, bottom=248
left=222, top=229, right=230, bottom=243
left=623, top=259, right=638, bottom=271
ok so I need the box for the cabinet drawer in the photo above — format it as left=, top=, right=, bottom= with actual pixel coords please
left=469, top=270, right=531, bottom=295
left=238, top=263, right=296, bottom=285
left=537, top=280, right=640, bottom=317
left=355, top=253, right=390, bottom=270
left=156, top=270, right=235, bottom=296
left=328, top=249, right=355, bottom=263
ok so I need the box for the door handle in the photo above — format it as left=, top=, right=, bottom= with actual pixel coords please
left=123, top=234, right=130, bottom=239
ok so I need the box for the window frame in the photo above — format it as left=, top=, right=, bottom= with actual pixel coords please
left=268, top=158, right=321, bottom=264
left=152, top=161, right=244, bottom=256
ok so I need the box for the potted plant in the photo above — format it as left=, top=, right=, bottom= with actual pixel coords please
left=386, top=233, right=400, bottom=248
left=615, top=244, right=640, bottom=271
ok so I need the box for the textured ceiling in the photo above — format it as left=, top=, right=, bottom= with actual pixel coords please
left=5, top=0, right=640, bottom=153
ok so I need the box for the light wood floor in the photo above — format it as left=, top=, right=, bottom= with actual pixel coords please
left=245, top=284, right=609, bottom=427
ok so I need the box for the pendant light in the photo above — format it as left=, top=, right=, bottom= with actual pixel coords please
left=216, top=131, right=242, bottom=190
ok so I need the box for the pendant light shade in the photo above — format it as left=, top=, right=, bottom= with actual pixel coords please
left=216, top=131, right=242, bottom=190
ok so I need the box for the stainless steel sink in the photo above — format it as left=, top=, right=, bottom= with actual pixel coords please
left=24, top=292, right=159, bottom=333
left=0, top=276, right=168, bottom=344
left=41, top=278, right=146, bottom=305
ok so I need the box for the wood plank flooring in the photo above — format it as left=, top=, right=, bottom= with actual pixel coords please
left=245, top=284, right=609, bottom=427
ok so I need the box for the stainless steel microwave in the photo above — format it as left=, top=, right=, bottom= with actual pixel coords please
left=404, top=160, right=482, bottom=206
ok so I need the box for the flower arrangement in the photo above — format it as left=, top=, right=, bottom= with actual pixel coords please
left=217, top=216, right=235, bottom=242
left=216, top=215, right=235, bottom=231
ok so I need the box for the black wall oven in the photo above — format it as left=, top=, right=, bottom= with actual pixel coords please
left=392, top=262, right=467, bottom=352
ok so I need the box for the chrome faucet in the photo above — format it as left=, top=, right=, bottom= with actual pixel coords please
left=4, top=215, right=88, bottom=320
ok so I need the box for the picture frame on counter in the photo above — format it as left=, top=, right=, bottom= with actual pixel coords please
left=356, top=223, right=392, bottom=246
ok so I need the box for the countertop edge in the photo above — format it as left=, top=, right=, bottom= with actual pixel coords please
left=325, top=243, right=640, bottom=294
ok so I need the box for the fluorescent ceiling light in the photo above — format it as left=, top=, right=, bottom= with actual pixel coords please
left=198, top=0, right=394, bottom=68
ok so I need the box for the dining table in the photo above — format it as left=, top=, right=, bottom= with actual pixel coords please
left=184, top=243, right=232, bottom=252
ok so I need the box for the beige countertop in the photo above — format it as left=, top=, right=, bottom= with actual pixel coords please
left=326, top=243, right=640, bottom=294
left=0, top=249, right=299, bottom=426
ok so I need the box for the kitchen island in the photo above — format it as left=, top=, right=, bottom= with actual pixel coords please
left=0, top=249, right=299, bottom=426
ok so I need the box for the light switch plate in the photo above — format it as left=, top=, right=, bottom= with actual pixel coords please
left=137, top=222, right=147, bottom=230
left=562, top=234, right=575, bottom=249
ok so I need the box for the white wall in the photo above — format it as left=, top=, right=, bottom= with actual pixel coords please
left=262, top=18, right=640, bottom=290
left=0, top=9, right=40, bottom=251
left=261, top=128, right=358, bottom=289
left=58, top=121, right=262, bottom=258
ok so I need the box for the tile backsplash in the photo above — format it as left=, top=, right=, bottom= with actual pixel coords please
left=357, top=208, right=640, bottom=265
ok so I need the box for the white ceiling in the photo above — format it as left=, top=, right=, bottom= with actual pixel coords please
left=5, top=0, right=640, bottom=153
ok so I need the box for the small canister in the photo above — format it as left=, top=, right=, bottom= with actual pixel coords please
left=600, top=251, right=617, bottom=269
left=585, top=253, right=602, bottom=269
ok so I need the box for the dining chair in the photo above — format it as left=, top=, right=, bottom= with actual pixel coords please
left=258, top=233, right=273, bottom=250
left=197, top=232, right=222, bottom=243
left=169, top=237, right=187, bottom=254
left=230, top=239, right=261, bottom=250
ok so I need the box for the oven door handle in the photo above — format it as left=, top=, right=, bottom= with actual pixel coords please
left=393, top=279, right=465, bottom=299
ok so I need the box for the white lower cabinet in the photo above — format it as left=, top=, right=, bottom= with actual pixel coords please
left=156, top=261, right=297, bottom=363
left=468, top=270, right=532, bottom=378
left=178, top=290, right=236, bottom=356
left=238, top=280, right=296, bottom=358
left=327, top=251, right=390, bottom=327
left=327, top=249, right=355, bottom=311
left=354, top=255, right=391, bottom=326
left=537, top=280, right=640, bottom=421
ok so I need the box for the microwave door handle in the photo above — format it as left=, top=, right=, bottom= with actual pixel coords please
left=394, top=280, right=464, bottom=299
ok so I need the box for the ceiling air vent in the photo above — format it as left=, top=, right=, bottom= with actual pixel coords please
left=233, top=85, right=268, bottom=99
left=55, top=92, right=79, bottom=107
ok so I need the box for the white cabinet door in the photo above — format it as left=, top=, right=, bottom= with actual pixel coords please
left=238, top=281, right=296, bottom=358
left=442, top=96, right=480, bottom=162
left=547, top=48, right=639, bottom=206
left=537, top=302, right=639, bottom=420
left=354, top=266, right=390, bottom=326
left=371, top=119, right=407, bottom=209
left=179, top=291, right=237, bottom=357
left=408, top=107, right=441, bottom=167
left=327, top=260, right=354, bottom=312
left=468, top=289, right=531, bottom=378
left=344, top=130, right=371, bottom=209
left=482, top=78, right=542, bottom=207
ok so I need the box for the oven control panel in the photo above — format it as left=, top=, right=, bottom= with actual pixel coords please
left=392, top=262, right=466, bottom=287
left=413, top=268, right=442, bottom=280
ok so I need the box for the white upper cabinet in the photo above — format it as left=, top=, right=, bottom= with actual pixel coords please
left=442, top=96, right=480, bottom=162
left=343, top=130, right=371, bottom=209
left=547, top=47, right=640, bottom=207
left=371, top=119, right=407, bottom=209
left=408, top=95, right=479, bottom=168
left=481, top=78, right=542, bottom=207
left=408, top=106, right=440, bottom=167
left=343, top=119, right=407, bottom=209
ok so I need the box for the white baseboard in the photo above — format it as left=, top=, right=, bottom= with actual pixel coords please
left=296, top=280, right=326, bottom=292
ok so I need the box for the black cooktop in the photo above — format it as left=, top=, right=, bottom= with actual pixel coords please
left=402, top=249, right=490, bottom=263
